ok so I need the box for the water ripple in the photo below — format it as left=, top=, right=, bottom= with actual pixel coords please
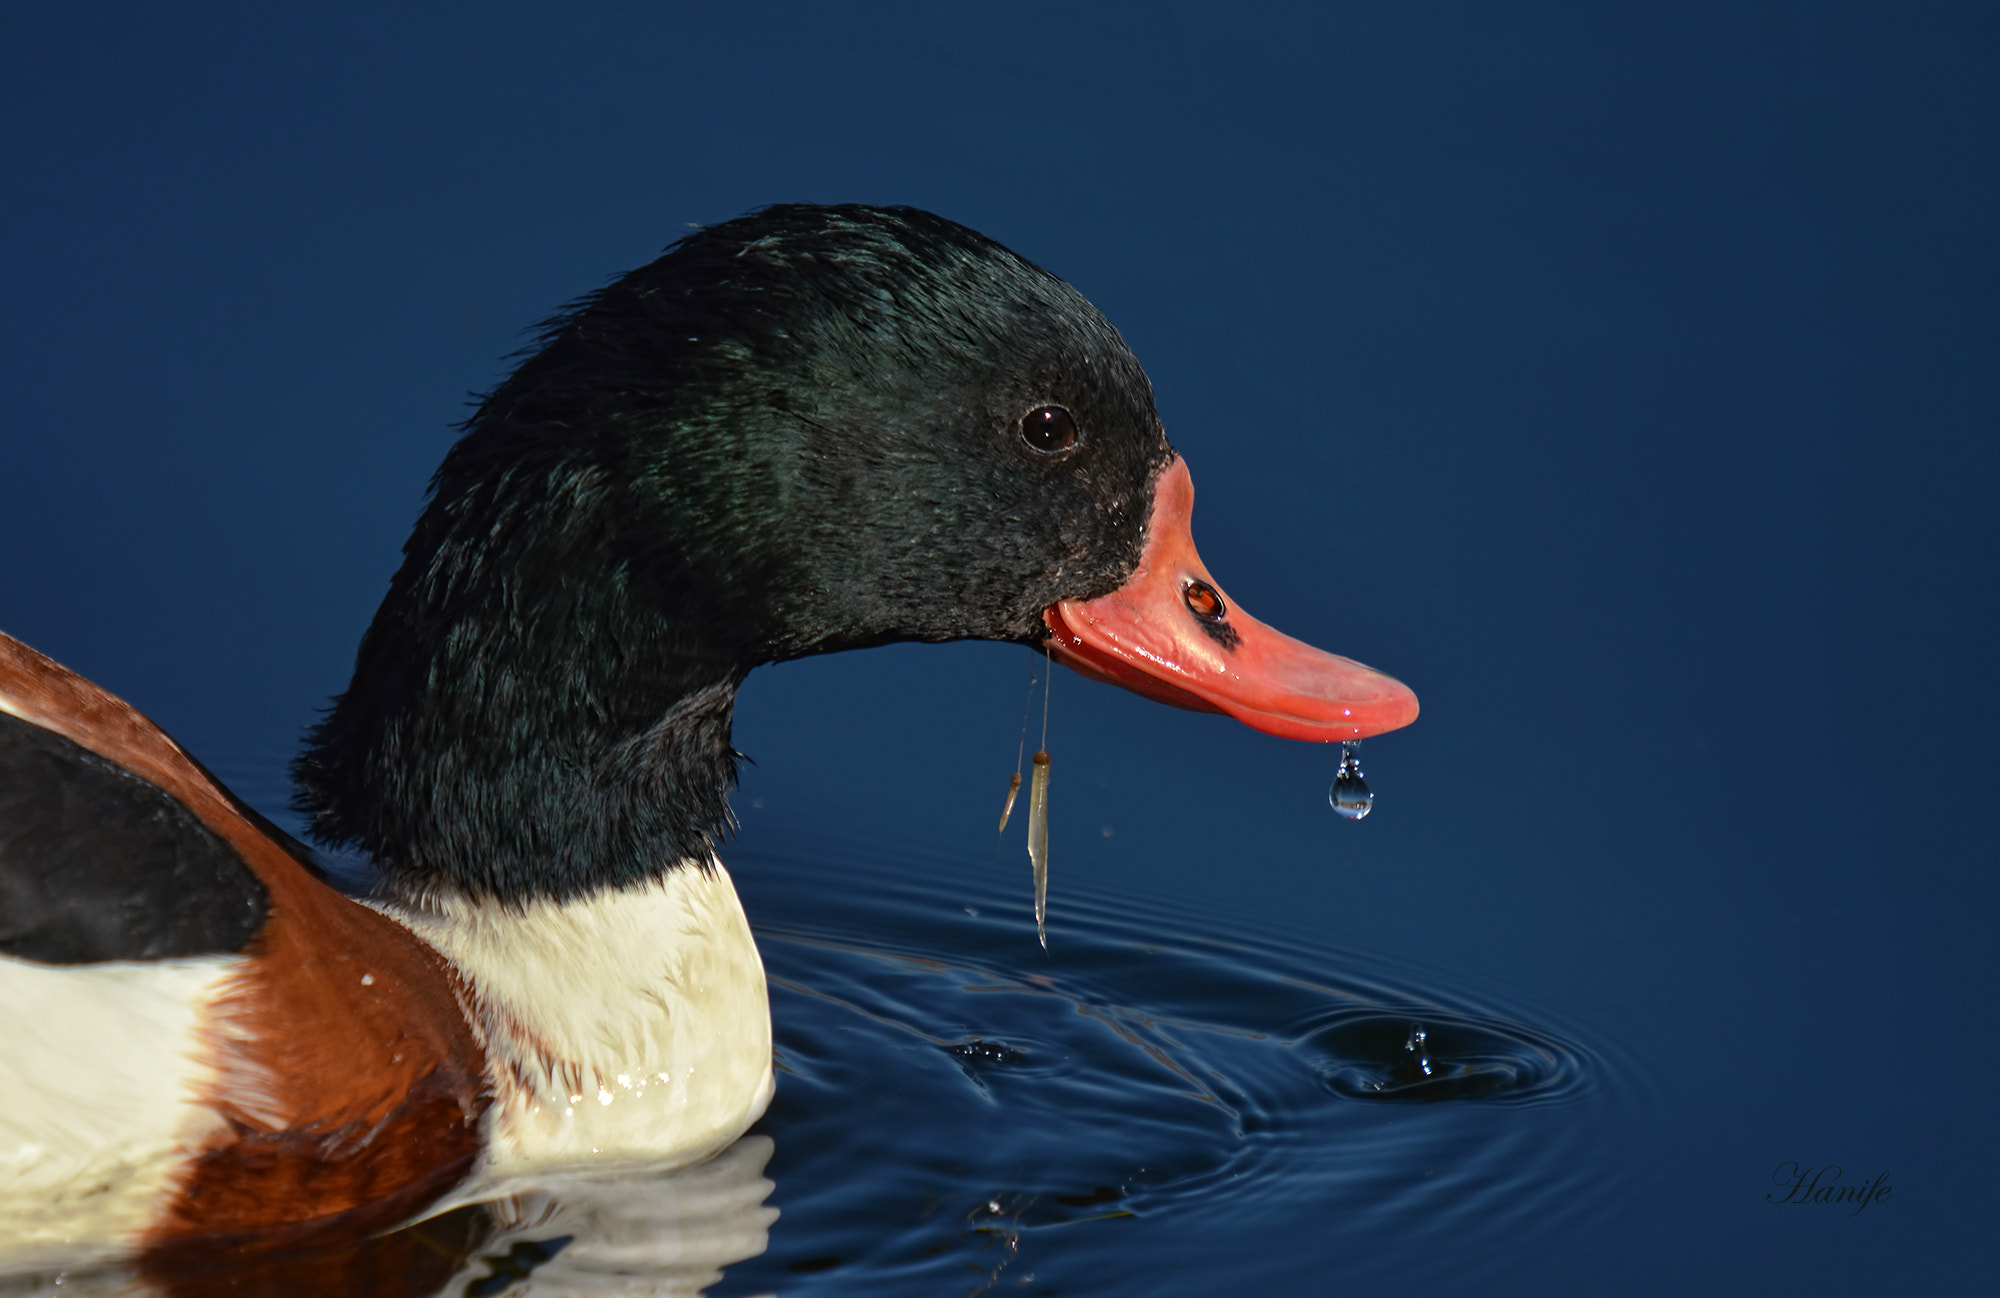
left=715, top=834, right=1649, bottom=1294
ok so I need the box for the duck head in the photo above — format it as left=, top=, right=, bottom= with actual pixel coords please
left=294, top=205, right=1415, bottom=904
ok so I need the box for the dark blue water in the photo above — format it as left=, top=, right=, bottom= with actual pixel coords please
left=5, top=2, right=1997, bottom=1291
left=721, top=825, right=1638, bottom=1294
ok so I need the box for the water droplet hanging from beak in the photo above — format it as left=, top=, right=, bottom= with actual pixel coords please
left=1329, top=741, right=1374, bottom=820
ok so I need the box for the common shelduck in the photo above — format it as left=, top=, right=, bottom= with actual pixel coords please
left=0, top=205, right=1417, bottom=1278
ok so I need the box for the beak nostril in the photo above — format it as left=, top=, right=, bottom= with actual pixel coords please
left=1183, top=580, right=1226, bottom=622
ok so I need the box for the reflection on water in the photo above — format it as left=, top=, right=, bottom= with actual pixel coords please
left=1, top=1139, right=777, bottom=1298
left=4, top=800, right=1642, bottom=1296
left=451, top=1136, right=778, bottom=1296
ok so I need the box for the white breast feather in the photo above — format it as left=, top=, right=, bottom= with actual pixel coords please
left=0, top=956, right=236, bottom=1273
left=382, top=858, right=774, bottom=1188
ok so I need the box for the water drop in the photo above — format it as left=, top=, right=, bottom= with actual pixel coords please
left=1405, top=1022, right=1433, bottom=1077
left=1329, top=742, right=1374, bottom=820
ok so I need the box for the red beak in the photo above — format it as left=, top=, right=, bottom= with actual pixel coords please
left=1042, top=457, right=1418, bottom=742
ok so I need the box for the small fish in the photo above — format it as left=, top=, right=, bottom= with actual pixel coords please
left=997, top=771, right=1022, bottom=834
left=1027, top=750, right=1051, bottom=948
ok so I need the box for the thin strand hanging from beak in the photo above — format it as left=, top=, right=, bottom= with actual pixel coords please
left=1028, top=751, right=1050, bottom=948
left=1028, top=644, right=1053, bottom=948
left=998, top=667, right=1036, bottom=834
left=998, top=772, right=1022, bottom=835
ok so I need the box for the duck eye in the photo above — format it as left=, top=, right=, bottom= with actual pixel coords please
left=1183, top=580, right=1226, bottom=621
left=1021, top=405, right=1078, bottom=453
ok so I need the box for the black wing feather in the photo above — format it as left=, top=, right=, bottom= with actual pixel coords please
left=0, top=709, right=268, bottom=963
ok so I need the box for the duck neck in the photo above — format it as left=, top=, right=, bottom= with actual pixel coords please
left=293, top=444, right=764, bottom=907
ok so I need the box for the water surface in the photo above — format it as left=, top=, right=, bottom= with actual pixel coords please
left=716, top=832, right=1645, bottom=1294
